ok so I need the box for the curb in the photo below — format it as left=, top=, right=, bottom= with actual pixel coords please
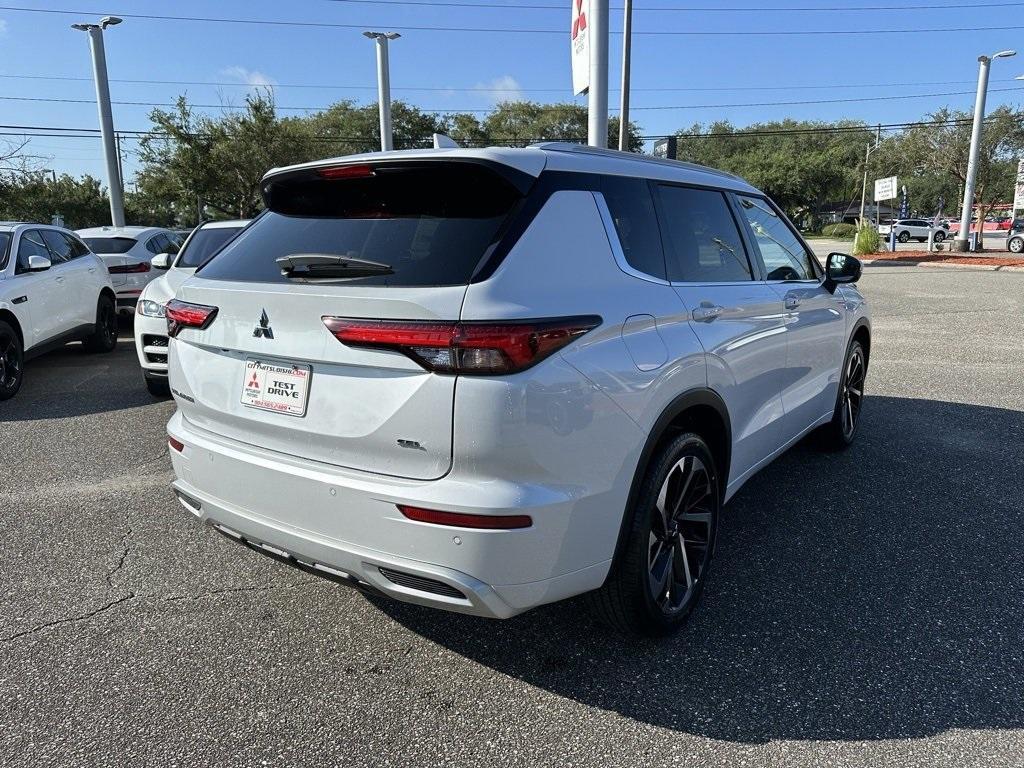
left=863, top=258, right=1024, bottom=273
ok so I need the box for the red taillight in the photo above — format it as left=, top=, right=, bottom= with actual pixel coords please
left=108, top=261, right=151, bottom=274
left=322, top=316, right=600, bottom=375
left=168, top=437, right=184, bottom=452
left=166, top=299, right=218, bottom=338
left=317, top=164, right=375, bottom=180
left=398, top=505, right=532, bottom=530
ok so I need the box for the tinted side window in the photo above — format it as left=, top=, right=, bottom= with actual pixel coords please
left=66, top=233, right=91, bottom=258
left=16, top=230, right=50, bottom=273
left=655, top=185, right=752, bottom=283
left=145, top=236, right=165, bottom=255
left=41, top=230, right=74, bottom=263
left=600, top=177, right=666, bottom=280
left=738, top=197, right=817, bottom=281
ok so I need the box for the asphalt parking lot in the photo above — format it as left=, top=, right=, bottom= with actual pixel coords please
left=1, top=264, right=1022, bottom=767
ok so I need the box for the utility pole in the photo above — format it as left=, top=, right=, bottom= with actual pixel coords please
left=588, top=0, right=609, bottom=148
left=363, top=31, right=401, bottom=152
left=71, top=16, right=125, bottom=227
left=955, top=49, right=1016, bottom=252
left=617, top=0, right=632, bottom=152
left=859, top=128, right=883, bottom=225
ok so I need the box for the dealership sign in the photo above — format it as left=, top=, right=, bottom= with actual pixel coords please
left=1013, top=159, right=1024, bottom=214
left=874, top=176, right=898, bottom=202
left=571, top=0, right=589, bottom=95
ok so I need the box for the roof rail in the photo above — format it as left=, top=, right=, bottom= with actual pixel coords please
left=529, top=141, right=744, bottom=183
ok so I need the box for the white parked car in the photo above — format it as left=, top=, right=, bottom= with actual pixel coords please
left=165, top=145, right=870, bottom=635
left=878, top=218, right=948, bottom=243
left=135, top=219, right=250, bottom=397
left=76, top=226, right=183, bottom=314
left=0, top=222, right=118, bottom=399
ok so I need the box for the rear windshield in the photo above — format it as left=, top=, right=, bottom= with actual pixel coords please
left=176, top=226, right=244, bottom=269
left=198, top=164, right=524, bottom=287
left=82, top=237, right=136, bottom=254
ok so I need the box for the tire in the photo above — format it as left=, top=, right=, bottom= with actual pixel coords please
left=83, top=294, right=117, bottom=353
left=145, top=375, right=171, bottom=398
left=1009, top=237, right=1024, bottom=254
left=898, top=231, right=911, bottom=243
left=0, top=320, right=24, bottom=401
left=933, top=231, right=946, bottom=243
left=589, top=432, right=720, bottom=636
left=818, top=339, right=867, bottom=451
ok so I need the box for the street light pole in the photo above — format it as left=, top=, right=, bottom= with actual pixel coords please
left=71, top=16, right=125, bottom=228
left=617, top=0, right=632, bottom=152
left=363, top=31, right=400, bottom=152
left=588, top=0, right=609, bottom=148
left=954, top=49, right=1016, bottom=252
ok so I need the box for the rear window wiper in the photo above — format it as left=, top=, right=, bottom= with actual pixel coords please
left=276, top=253, right=394, bottom=279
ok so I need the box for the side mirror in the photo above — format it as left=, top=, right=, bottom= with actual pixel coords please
left=27, top=255, right=51, bottom=272
left=824, top=252, right=861, bottom=292
left=151, top=253, right=172, bottom=270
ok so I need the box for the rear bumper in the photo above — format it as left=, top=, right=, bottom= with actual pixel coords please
left=166, top=410, right=614, bottom=619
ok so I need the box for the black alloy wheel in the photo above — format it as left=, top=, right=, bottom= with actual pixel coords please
left=840, top=344, right=866, bottom=440
left=84, top=295, right=118, bottom=353
left=590, top=432, right=721, bottom=636
left=647, top=453, right=716, bottom=617
left=0, top=321, right=24, bottom=400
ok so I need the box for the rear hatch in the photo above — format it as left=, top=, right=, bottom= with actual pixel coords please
left=170, top=160, right=534, bottom=480
left=82, top=237, right=138, bottom=287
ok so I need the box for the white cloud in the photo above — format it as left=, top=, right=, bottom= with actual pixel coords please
left=220, top=66, right=277, bottom=89
left=0, top=19, right=8, bottom=36
left=474, top=75, right=524, bottom=105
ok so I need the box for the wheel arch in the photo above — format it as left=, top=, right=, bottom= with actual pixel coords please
left=0, top=308, right=24, bottom=347
left=608, top=388, right=732, bottom=571
left=851, top=318, right=871, bottom=366
left=99, top=286, right=116, bottom=305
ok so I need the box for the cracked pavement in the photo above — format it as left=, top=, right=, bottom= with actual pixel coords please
left=1, top=266, right=1023, bottom=767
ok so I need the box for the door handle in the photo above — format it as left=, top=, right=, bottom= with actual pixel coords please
left=692, top=304, right=724, bottom=322
left=55, top=276, right=66, bottom=283
left=784, top=296, right=800, bottom=310
left=88, top=267, right=97, bottom=273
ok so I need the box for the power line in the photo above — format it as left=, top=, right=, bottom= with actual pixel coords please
left=0, top=6, right=1019, bottom=35
left=1, top=87, right=1019, bottom=113
left=321, top=0, right=1024, bottom=10
left=2, top=115, right=1014, bottom=143
left=0, top=72, right=1017, bottom=94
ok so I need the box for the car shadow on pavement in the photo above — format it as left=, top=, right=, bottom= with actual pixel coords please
left=0, top=328, right=159, bottom=423
left=375, top=395, right=1024, bottom=743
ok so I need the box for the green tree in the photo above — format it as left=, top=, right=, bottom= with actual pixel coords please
left=674, top=120, right=873, bottom=219
left=878, top=107, right=1024, bottom=234
left=445, top=101, right=642, bottom=150
left=0, top=173, right=111, bottom=229
left=137, top=92, right=315, bottom=222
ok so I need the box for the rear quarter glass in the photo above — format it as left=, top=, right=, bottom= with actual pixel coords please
left=199, top=163, right=529, bottom=288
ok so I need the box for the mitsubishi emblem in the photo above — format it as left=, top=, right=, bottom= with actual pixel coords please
left=253, top=309, right=274, bottom=339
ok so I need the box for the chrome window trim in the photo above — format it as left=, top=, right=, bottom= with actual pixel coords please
left=592, top=191, right=670, bottom=286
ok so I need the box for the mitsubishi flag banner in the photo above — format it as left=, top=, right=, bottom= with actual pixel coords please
left=571, top=0, right=589, bottom=95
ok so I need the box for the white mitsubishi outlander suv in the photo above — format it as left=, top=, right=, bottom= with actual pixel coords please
left=165, top=144, right=870, bottom=635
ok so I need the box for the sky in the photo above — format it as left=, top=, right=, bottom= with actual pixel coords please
left=1, top=0, right=1023, bottom=182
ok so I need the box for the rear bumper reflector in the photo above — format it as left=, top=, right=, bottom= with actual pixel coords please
left=397, top=504, right=532, bottom=530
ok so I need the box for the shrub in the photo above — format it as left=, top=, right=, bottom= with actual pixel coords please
left=821, top=222, right=857, bottom=238
left=853, top=224, right=880, bottom=255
